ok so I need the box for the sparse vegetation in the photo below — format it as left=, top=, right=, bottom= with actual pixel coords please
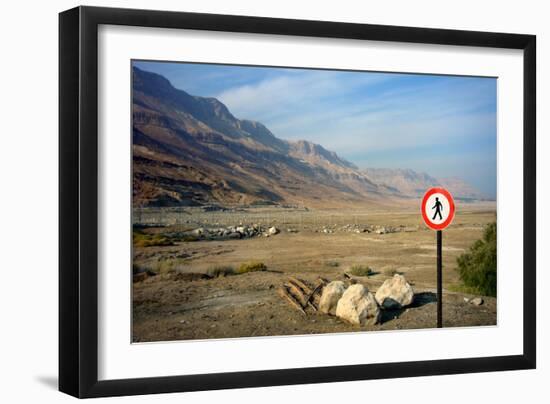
left=236, top=261, right=267, bottom=274
left=151, top=260, right=177, bottom=275
left=456, top=222, right=497, bottom=297
left=349, top=264, right=374, bottom=277
left=207, top=265, right=236, bottom=278
left=132, top=208, right=498, bottom=342
left=133, top=230, right=173, bottom=247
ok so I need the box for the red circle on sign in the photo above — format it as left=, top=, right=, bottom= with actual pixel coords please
left=421, top=187, right=455, bottom=230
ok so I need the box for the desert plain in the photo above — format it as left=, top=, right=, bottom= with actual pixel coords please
left=132, top=202, right=497, bottom=342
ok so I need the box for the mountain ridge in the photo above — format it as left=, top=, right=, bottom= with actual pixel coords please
left=131, top=67, right=488, bottom=208
left=362, top=168, right=489, bottom=201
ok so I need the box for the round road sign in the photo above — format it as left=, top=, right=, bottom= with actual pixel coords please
left=421, top=187, right=455, bottom=230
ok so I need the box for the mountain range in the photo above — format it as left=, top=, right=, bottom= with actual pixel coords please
left=132, top=67, right=488, bottom=208
left=362, top=168, right=488, bottom=201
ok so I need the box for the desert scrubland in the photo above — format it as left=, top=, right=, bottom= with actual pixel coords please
left=132, top=202, right=496, bottom=342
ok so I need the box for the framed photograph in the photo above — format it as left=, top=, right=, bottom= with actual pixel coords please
left=59, top=6, right=536, bottom=398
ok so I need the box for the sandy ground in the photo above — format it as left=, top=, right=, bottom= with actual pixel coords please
left=132, top=204, right=497, bottom=342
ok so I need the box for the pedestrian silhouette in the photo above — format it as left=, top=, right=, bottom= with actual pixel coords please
left=432, top=197, right=443, bottom=220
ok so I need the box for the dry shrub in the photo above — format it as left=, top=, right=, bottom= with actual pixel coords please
left=207, top=265, right=236, bottom=278
left=133, top=230, right=173, bottom=247
left=349, top=264, right=374, bottom=277
left=236, top=261, right=267, bottom=274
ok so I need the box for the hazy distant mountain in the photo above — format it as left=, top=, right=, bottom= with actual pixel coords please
left=132, top=67, right=487, bottom=207
left=437, top=177, right=490, bottom=200
left=363, top=168, right=489, bottom=201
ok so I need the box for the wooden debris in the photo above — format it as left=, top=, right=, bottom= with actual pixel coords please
left=310, top=279, right=327, bottom=306
left=277, top=286, right=306, bottom=315
left=288, top=277, right=321, bottom=309
left=306, top=301, right=318, bottom=312
left=284, top=282, right=308, bottom=307
left=277, top=277, right=327, bottom=314
left=317, top=277, right=329, bottom=285
left=305, top=282, right=323, bottom=309
left=288, top=276, right=313, bottom=295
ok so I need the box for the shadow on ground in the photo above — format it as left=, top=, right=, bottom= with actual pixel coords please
left=379, top=292, right=437, bottom=324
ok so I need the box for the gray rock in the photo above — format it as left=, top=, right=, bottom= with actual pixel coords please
left=268, top=226, right=279, bottom=235
left=336, top=284, right=380, bottom=325
left=319, top=281, right=347, bottom=315
left=375, top=274, right=414, bottom=309
left=470, top=297, right=484, bottom=306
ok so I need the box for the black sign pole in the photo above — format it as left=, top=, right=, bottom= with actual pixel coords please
left=437, top=230, right=443, bottom=328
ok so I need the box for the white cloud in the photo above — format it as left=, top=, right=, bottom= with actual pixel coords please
left=215, top=70, right=496, bottom=195
left=216, top=70, right=388, bottom=125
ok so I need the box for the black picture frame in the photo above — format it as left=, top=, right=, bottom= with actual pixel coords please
left=59, top=6, right=536, bottom=398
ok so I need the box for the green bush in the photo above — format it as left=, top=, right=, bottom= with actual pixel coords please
left=456, top=222, right=497, bottom=297
left=207, top=265, right=235, bottom=278
left=349, top=264, right=374, bottom=277
left=236, top=261, right=267, bottom=274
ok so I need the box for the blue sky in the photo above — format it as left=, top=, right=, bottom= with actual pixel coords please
left=134, top=60, right=497, bottom=198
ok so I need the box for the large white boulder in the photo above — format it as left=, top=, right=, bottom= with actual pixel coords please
left=319, top=281, right=346, bottom=315
left=336, top=284, right=380, bottom=325
left=375, top=274, right=414, bottom=309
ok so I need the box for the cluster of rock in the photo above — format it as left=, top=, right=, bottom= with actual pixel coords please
left=316, top=224, right=418, bottom=235
left=319, top=274, right=415, bottom=325
left=339, top=224, right=370, bottom=233
left=368, top=225, right=419, bottom=234
left=167, top=224, right=280, bottom=241
left=204, top=224, right=279, bottom=240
